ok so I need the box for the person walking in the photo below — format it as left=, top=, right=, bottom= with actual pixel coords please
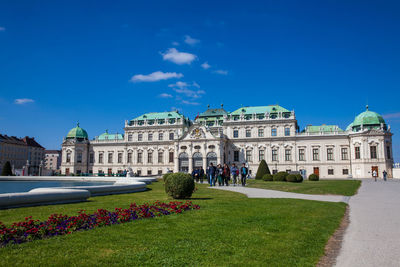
left=372, top=170, right=378, bottom=182
left=199, top=166, right=205, bottom=183
left=192, top=168, right=199, bottom=183
left=383, top=170, right=387, bottom=182
left=223, top=163, right=230, bottom=186
left=206, top=163, right=216, bottom=186
left=240, top=163, right=248, bottom=186
left=231, top=163, right=239, bottom=186
left=216, top=164, right=224, bottom=186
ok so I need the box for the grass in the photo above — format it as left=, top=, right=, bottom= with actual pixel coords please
left=0, top=180, right=346, bottom=266
left=247, top=179, right=361, bottom=196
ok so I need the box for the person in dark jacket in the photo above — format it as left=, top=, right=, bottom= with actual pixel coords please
left=223, top=163, right=230, bottom=186
left=240, top=163, right=248, bottom=186
left=231, top=163, right=239, bottom=186
left=216, top=164, right=224, bottom=186
left=199, top=166, right=205, bottom=183
left=206, top=163, right=217, bottom=186
left=192, top=168, right=199, bottom=183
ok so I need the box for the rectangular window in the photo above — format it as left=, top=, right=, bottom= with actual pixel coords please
left=127, top=152, right=132, bottom=163
left=355, top=147, right=360, bottom=159
left=148, top=133, right=153, bottom=141
left=89, top=153, right=94, bottom=164
left=169, top=152, right=174, bottom=163
left=272, top=169, right=278, bottom=174
left=108, top=153, right=113, bottom=163
left=285, top=149, right=291, bottom=161
left=147, top=170, right=152, bottom=175
left=284, top=127, right=290, bottom=136
left=158, top=151, right=163, bottom=163
left=158, top=170, right=162, bottom=175
left=386, top=146, right=391, bottom=159
left=327, top=148, right=334, bottom=161
left=343, top=169, right=349, bottom=175
left=328, top=169, right=334, bottom=175
left=272, top=149, right=278, bottom=161
left=298, top=149, right=305, bottom=161
left=137, top=152, right=143, bottom=163
left=246, top=129, right=251, bottom=138
left=159, top=133, right=163, bottom=140
left=66, top=152, right=71, bottom=163
left=258, top=128, right=264, bottom=137
left=246, top=150, right=252, bottom=162
left=271, top=128, right=277, bottom=136
left=128, top=134, right=132, bottom=141
left=99, top=153, right=103, bottom=164
left=138, top=134, right=143, bottom=141
left=108, top=168, right=112, bottom=176
left=370, top=146, right=377, bottom=159
left=169, top=132, right=174, bottom=140
left=312, top=148, right=319, bottom=161
left=118, top=152, right=123, bottom=163
left=148, top=152, right=153, bottom=163
left=137, top=170, right=141, bottom=176
left=259, top=150, right=265, bottom=161
left=341, top=148, right=348, bottom=160
left=233, top=130, right=239, bottom=138
left=234, top=151, right=239, bottom=162
left=77, top=152, right=82, bottom=163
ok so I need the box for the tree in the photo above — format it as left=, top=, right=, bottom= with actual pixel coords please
left=1, top=161, right=13, bottom=176
left=255, top=160, right=271, bottom=180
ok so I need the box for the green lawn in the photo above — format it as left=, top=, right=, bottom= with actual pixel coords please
left=0, top=181, right=346, bottom=266
left=247, top=179, right=361, bottom=196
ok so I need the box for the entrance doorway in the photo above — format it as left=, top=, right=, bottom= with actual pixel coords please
left=206, top=152, right=217, bottom=166
left=371, top=166, right=379, bottom=177
left=313, top=167, right=320, bottom=177
left=179, top=152, right=189, bottom=173
left=192, top=152, right=203, bottom=169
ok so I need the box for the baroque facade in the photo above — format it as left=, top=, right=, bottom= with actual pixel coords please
left=61, top=105, right=394, bottom=179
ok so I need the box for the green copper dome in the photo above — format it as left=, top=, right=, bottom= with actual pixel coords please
left=350, top=106, right=386, bottom=131
left=66, top=123, right=88, bottom=139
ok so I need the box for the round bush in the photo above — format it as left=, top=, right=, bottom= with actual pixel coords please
left=273, top=171, right=288, bottom=182
left=262, top=174, right=273, bottom=181
left=164, top=173, right=195, bottom=199
left=286, top=174, right=297, bottom=183
left=163, top=172, right=173, bottom=182
left=296, top=174, right=303, bottom=183
left=309, top=174, right=319, bottom=181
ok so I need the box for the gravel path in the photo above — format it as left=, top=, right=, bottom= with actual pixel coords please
left=210, top=185, right=349, bottom=203
left=335, top=179, right=400, bottom=267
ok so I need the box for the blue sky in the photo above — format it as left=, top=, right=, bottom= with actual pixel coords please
left=1, top=0, right=399, bottom=160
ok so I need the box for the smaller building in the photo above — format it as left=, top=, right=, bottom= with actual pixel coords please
left=44, top=150, right=61, bottom=172
left=0, top=134, right=28, bottom=174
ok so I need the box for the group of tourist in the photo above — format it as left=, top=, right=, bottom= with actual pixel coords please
left=191, top=163, right=249, bottom=187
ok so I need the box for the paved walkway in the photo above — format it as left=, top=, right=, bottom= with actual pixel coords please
left=211, top=185, right=349, bottom=203
left=335, top=179, right=400, bottom=267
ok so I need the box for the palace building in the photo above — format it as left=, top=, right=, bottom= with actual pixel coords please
left=60, top=105, right=394, bottom=179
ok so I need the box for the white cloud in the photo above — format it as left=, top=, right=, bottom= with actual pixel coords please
left=214, top=69, right=229, bottom=75
left=201, top=62, right=211, bottom=70
left=184, top=35, right=200, bottom=46
left=14, top=98, right=34, bottom=104
left=168, top=81, right=205, bottom=98
left=383, top=112, right=400, bottom=119
left=182, top=100, right=200, bottom=105
left=130, top=71, right=183, bottom=82
left=161, top=48, right=197, bottom=65
left=0, top=27, right=5, bottom=32
left=159, top=93, right=173, bottom=98
left=172, top=41, right=179, bottom=46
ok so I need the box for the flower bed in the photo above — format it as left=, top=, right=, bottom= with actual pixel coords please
left=0, top=201, right=200, bottom=247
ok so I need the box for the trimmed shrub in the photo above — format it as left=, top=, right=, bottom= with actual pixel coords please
left=1, top=161, right=13, bottom=176
left=262, top=174, right=273, bottom=181
left=286, top=174, right=297, bottom=183
left=163, top=172, right=173, bottom=182
left=296, top=174, right=304, bottom=183
left=165, top=172, right=195, bottom=199
left=309, top=173, right=319, bottom=181
left=273, top=171, right=288, bottom=182
left=255, top=160, right=271, bottom=180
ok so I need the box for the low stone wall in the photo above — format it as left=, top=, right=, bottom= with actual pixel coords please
left=0, top=175, right=159, bottom=184
left=392, top=168, right=400, bottom=179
